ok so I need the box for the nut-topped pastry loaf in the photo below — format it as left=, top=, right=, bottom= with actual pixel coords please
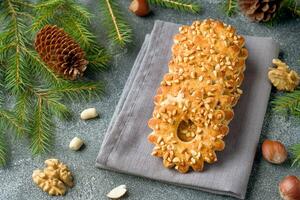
left=148, top=19, right=248, bottom=173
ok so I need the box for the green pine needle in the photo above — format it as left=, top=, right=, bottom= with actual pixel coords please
left=4, top=52, right=30, bottom=94
left=45, top=96, right=72, bottom=120
left=29, top=96, right=54, bottom=155
left=149, top=0, right=201, bottom=13
left=86, top=45, right=111, bottom=72
left=14, top=91, right=31, bottom=134
left=224, top=0, right=238, bottom=17
left=60, top=18, right=95, bottom=49
left=0, top=109, right=24, bottom=134
left=1, top=0, right=32, bottom=94
left=286, top=0, right=300, bottom=17
left=39, top=81, right=105, bottom=102
left=291, top=143, right=300, bottom=167
left=0, top=129, right=7, bottom=166
left=22, top=48, right=61, bottom=84
left=99, top=0, right=132, bottom=46
left=272, top=89, right=300, bottom=117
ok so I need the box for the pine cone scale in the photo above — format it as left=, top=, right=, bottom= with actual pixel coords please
left=35, top=25, right=88, bottom=80
left=238, top=0, right=281, bottom=22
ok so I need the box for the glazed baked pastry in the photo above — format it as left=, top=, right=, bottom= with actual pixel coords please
left=148, top=19, right=248, bottom=173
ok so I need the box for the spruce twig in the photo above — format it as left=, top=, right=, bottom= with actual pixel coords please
left=0, top=129, right=7, bottom=166
left=272, top=89, right=300, bottom=117
left=224, top=0, right=238, bottom=17
left=37, top=81, right=104, bottom=102
left=291, top=143, right=300, bottom=167
left=99, top=0, right=132, bottom=46
left=286, top=0, right=300, bottom=17
left=1, top=0, right=32, bottom=94
left=0, top=107, right=24, bottom=165
left=15, top=92, right=31, bottom=134
left=148, top=0, right=201, bottom=13
left=29, top=95, right=54, bottom=155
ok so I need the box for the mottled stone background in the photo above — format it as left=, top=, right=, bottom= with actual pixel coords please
left=0, top=0, right=299, bottom=199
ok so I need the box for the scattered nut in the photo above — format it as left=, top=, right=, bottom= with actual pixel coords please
left=107, top=184, right=127, bottom=199
left=129, top=0, right=150, bottom=17
left=262, top=139, right=288, bottom=164
left=32, top=159, right=74, bottom=196
left=69, top=137, right=84, bottom=151
left=268, top=59, right=300, bottom=91
left=80, top=108, right=98, bottom=120
left=32, top=169, right=66, bottom=196
left=279, top=175, right=300, bottom=200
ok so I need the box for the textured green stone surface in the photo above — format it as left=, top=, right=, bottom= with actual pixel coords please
left=0, top=0, right=299, bottom=199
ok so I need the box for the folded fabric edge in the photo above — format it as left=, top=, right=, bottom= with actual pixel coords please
left=96, top=19, right=169, bottom=166
left=95, top=162, right=244, bottom=199
left=96, top=35, right=151, bottom=165
left=236, top=37, right=280, bottom=197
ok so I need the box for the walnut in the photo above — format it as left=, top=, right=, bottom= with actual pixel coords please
left=45, top=159, right=74, bottom=187
left=268, top=59, right=300, bottom=92
left=32, top=169, right=66, bottom=196
left=32, top=159, right=74, bottom=196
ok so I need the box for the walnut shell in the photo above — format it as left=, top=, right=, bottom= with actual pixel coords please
left=268, top=59, right=300, bottom=91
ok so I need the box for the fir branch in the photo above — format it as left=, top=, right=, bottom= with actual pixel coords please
left=45, top=96, right=72, bottom=120
left=14, top=91, right=31, bottom=134
left=34, top=0, right=64, bottom=9
left=223, top=0, right=238, bottom=17
left=86, top=45, right=111, bottom=72
left=287, top=0, right=300, bottom=17
left=66, top=3, right=93, bottom=23
left=5, top=51, right=31, bottom=94
left=99, top=0, right=132, bottom=46
left=37, top=81, right=104, bottom=102
left=29, top=95, right=54, bottom=155
left=272, top=89, right=300, bottom=116
left=148, top=0, right=201, bottom=13
left=57, top=16, right=95, bottom=49
left=30, top=0, right=65, bottom=31
left=10, top=0, right=35, bottom=8
left=0, top=129, right=7, bottom=166
left=22, top=48, right=61, bottom=84
left=1, top=0, right=32, bottom=94
left=291, top=143, right=300, bottom=167
left=0, top=109, right=24, bottom=135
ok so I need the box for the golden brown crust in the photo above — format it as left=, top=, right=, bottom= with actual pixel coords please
left=148, top=19, right=248, bottom=173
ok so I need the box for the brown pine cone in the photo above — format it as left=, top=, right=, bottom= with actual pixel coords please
left=238, top=0, right=282, bottom=22
left=35, top=25, right=88, bottom=80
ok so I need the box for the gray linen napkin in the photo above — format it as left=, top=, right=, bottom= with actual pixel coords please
left=96, top=20, right=279, bottom=199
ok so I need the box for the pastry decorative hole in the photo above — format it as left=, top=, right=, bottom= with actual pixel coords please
left=177, top=119, right=197, bottom=142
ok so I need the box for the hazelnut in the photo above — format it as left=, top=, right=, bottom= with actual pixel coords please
left=262, top=139, right=288, bottom=164
left=129, top=0, right=150, bottom=17
left=279, top=175, right=300, bottom=200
